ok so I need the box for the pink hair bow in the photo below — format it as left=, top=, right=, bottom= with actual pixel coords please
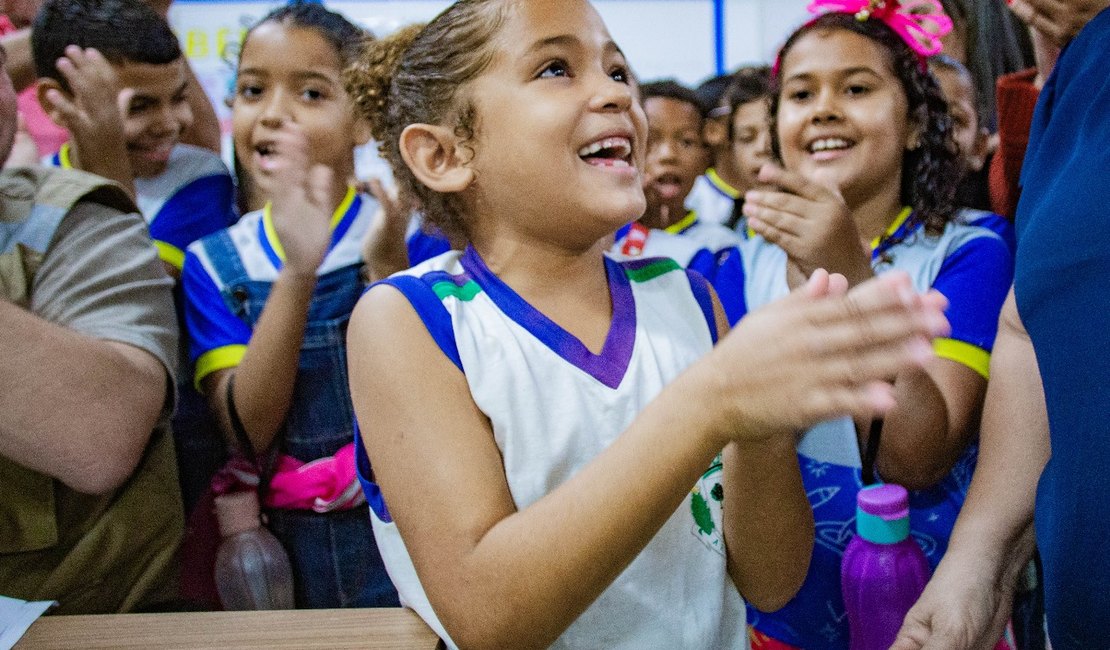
left=806, top=0, right=954, bottom=57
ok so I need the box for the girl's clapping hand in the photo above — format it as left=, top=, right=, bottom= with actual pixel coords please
left=260, top=124, right=335, bottom=278
left=705, top=269, right=948, bottom=443
left=744, top=163, right=873, bottom=288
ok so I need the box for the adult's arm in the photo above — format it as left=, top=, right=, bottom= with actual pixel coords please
left=893, top=288, right=1048, bottom=649
left=0, top=203, right=176, bottom=495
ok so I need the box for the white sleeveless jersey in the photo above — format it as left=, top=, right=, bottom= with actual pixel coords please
left=362, top=247, right=748, bottom=649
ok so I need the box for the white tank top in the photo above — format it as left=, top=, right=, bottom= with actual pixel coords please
left=359, top=246, right=748, bottom=649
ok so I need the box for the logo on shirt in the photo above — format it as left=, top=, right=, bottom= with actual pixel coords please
left=690, top=454, right=725, bottom=556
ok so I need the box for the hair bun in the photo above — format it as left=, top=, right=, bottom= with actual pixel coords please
left=344, top=23, right=425, bottom=144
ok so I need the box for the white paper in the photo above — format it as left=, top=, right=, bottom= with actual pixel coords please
left=0, top=595, right=55, bottom=650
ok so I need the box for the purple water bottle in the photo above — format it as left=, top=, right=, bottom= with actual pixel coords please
left=841, top=483, right=930, bottom=650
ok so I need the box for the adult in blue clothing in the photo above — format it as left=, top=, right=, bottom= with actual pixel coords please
left=894, top=1, right=1110, bottom=648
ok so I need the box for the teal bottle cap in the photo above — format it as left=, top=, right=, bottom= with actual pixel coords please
left=856, top=483, right=910, bottom=544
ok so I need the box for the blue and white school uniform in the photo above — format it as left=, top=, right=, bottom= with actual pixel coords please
left=742, top=208, right=1013, bottom=648
left=612, top=212, right=747, bottom=324
left=356, top=248, right=746, bottom=649
left=182, top=188, right=398, bottom=609
left=48, top=142, right=237, bottom=272
left=404, top=213, right=453, bottom=267
left=686, top=168, right=742, bottom=230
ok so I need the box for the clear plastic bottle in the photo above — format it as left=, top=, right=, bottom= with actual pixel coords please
left=213, top=490, right=295, bottom=610
left=840, top=483, right=930, bottom=650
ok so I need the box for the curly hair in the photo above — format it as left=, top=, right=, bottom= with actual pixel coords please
left=769, top=13, right=960, bottom=238
left=343, top=0, right=508, bottom=242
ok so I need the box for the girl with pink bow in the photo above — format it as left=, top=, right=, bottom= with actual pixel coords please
left=742, top=1, right=1016, bottom=649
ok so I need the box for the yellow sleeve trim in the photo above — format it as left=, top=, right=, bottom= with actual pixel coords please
left=194, top=344, right=247, bottom=390
left=154, top=240, right=186, bottom=270
left=933, top=338, right=991, bottom=379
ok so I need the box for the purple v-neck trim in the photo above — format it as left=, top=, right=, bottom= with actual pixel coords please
left=460, top=246, right=636, bottom=389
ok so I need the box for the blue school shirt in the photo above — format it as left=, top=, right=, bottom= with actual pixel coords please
left=1013, top=8, right=1110, bottom=647
left=47, top=142, right=237, bottom=272
left=743, top=207, right=1013, bottom=648
left=686, top=168, right=745, bottom=231
left=181, top=187, right=369, bottom=388
left=612, top=212, right=748, bottom=324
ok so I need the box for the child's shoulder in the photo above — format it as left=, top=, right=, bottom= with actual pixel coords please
left=383, top=248, right=466, bottom=287
left=135, top=144, right=233, bottom=210
left=952, top=207, right=1015, bottom=250
left=185, top=208, right=262, bottom=261
left=166, top=144, right=232, bottom=178
left=608, top=254, right=688, bottom=283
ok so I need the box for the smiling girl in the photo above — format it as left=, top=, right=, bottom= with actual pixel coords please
left=342, top=1, right=951, bottom=648
left=740, top=2, right=1014, bottom=648
left=180, top=3, right=397, bottom=609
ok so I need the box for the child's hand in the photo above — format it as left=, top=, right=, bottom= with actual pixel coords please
left=707, top=269, right=949, bottom=443
left=45, top=47, right=135, bottom=195
left=360, top=177, right=412, bottom=282
left=259, top=125, right=335, bottom=279
left=744, top=163, right=873, bottom=288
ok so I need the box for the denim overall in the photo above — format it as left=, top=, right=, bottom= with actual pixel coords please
left=201, top=231, right=398, bottom=608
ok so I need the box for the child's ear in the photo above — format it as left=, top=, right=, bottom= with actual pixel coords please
left=966, top=126, right=990, bottom=173
left=398, top=123, right=475, bottom=193
left=703, top=116, right=727, bottom=149
left=36, top=79, right=71, bottom=128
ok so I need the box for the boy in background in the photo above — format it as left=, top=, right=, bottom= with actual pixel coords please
left=32, top=0, right=236, bottom=280
left=32, top=0, right=238, bottom=513
left=614, top=79, right=746, bottom=324
left=689, top=65, right=772, bottom=232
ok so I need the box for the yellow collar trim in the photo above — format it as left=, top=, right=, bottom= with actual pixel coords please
left=262, top=185, right=357, bottom=263
left=58, top=142, right=74, bottom=169
left=706, top=168, right=741, bottom=199
left=869, top=206, right=913, bottom=251
left=664, top=210, right=698, bottom=234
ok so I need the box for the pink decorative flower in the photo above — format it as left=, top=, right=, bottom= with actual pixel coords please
left=806, top=0, right=954, bottom=57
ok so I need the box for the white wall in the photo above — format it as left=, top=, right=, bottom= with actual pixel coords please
left=168, top=0, right=811, bottom=147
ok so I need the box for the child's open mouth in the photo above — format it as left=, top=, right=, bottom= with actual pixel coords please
left=253, top=141, right=279, bottom=171
left=651, top=173, right=684, bottom=200
left=578, top=137, right=633, bottom=168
